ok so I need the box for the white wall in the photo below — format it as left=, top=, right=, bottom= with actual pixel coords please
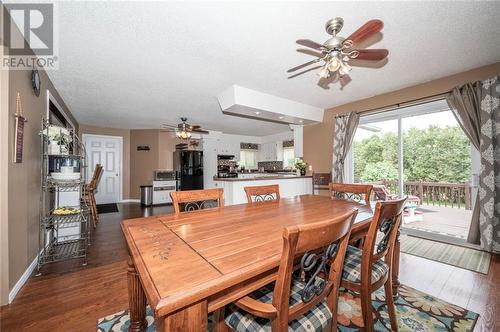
left=260, top=131, right=293, bottom=143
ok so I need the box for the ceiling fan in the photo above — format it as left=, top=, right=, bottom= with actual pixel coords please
left=288, top=17, right=388, bottom=80
left=161, top=117, right=209, bottom=140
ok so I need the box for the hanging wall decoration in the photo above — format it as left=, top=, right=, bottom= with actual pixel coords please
left=14, top=92, right=27, bottom=163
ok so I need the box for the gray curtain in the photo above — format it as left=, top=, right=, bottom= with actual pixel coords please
left=447, top=76, right=500, bottom=252
left=447, top=82, right=482, bottom=244
left=332, top=112, right=360, bottom=183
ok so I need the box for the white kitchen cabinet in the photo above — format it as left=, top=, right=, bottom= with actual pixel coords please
left=216, top=139, right=240, bottom=159
left=216, top=139, right=227, bottom=155
left=258, top=141, right=282, bottom=161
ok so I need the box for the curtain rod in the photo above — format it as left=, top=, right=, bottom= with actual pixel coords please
left=334, top=91, right=450, bottom=118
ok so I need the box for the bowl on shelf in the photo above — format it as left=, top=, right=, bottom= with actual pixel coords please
left=60, top=166, right=74, bottom=173
left=51, top=172, right=80, bottom=181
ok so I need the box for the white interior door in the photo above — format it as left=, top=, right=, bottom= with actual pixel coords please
left=83, top=135, right=122, bottom=204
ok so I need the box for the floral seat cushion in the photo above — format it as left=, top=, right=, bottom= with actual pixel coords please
left=224, top=278, right=332, bottom=332
left=342, top=245, right=388, bottom=284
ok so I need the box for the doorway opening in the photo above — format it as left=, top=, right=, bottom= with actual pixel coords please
left=348, top=99, right=478, bottom=244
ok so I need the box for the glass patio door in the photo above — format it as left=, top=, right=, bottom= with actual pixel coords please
left=348, top=99, right=476, bottom=244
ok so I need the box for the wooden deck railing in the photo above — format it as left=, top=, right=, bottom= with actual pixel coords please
left=378, top=179, right=472, bottom=210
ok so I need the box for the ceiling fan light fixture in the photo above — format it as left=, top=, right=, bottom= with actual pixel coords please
left=327, top=57, right=341, bottom=72
left=318, top=66, right=330, bottom=78
left=176, top=130, right=191, bottom=140
left=339, top=62, right=352, bottom=76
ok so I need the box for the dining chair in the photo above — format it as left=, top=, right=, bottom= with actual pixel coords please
left=313, top=172, right=331, bottom=196
left=170, top=188, right=224, bottom=215
left=329, top=183, right=373, bottom=205
left=216, top=209, right=358, bottom=332
left=84, top=164, right=103, bottom=228
left=373, top=184, right=421, bottom=205
left=244, top=184, right=280, bottom=203
left=340, top=197, right=407, bottom=332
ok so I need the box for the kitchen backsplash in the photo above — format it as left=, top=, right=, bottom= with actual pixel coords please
left=218, top=159, right=238, bottom=167
left=257, top=161, right=284, bottom=171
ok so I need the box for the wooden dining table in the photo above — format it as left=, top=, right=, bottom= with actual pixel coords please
left=121, top=194, right=401, bottom=331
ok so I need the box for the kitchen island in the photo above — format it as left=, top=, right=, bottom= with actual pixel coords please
left=213, top=174, right=313, bottom=205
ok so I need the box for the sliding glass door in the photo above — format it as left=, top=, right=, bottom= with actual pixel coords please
left=348, top=99, right=477, bottom=243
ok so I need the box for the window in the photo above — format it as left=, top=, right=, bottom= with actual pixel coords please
left=240, top=150, right=257, bottom=169
left=283, top=147, right=295, bottom=168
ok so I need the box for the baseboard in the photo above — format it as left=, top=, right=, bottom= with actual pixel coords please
left=8, top=254, right=38, bottom=304
left=118, top=199, right=140, bottom=203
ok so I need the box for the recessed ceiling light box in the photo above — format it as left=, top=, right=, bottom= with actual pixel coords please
left=217, top=85, right=324, bottom=125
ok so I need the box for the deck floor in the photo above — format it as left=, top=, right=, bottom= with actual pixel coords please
left=403, top=204, right=472, bottom=239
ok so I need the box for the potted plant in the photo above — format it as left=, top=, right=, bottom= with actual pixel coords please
left=294, top=158, right=307, bottom=176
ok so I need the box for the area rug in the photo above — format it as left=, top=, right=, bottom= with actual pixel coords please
left=96, top=284, right=478, bottom=332
left=400, top=235, right=491, bottom=274
left=96, top=203, right=119, bottom=214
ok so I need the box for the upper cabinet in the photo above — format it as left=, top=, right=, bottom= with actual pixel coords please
left=258, top=141, right=283, bottom=161
left=216, top=139, right=240, bottom=160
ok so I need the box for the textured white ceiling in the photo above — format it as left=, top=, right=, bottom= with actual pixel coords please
left=45, top=1, right=500, bottom=136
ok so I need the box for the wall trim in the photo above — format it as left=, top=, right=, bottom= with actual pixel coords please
left=8, top=254, right=37, bottom=304
left=46, top=89, right=76, bottom=131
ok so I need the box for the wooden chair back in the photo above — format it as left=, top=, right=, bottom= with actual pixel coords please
left=313, top=173, right=331, bottom=196
left=244, top=184, right=280, bottom=203
left=87, top=164, right=103, bottom=191
left=329, top=183, right=373, bottom=205
left=170, top=188, right=224, bottom=215
left=270, top=209, right=357, bottom=330
left=372, top=185, right=396, bottom=201
left=361, top=197, right=407, bottom=276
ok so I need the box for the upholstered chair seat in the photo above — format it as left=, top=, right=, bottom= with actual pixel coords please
left=225, top=278, right=332, bottom=332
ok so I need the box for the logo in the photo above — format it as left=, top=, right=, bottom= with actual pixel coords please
left=2, top=1, right=58, bottom=70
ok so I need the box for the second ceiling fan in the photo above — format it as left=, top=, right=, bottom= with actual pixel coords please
left=288, top=17, right=388, bottom=80
left=161, top=117, right=209, bottom=140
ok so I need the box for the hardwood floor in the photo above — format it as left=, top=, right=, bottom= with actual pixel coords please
left=0, top=202, right=498, bottom=331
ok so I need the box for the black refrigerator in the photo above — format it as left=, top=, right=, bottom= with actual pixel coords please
left=173, top=150, right=204, bottom=190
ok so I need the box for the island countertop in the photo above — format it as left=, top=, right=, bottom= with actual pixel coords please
left=213, top=175, right=312, bottom=181
left=213, top=175, right=313, bottom=205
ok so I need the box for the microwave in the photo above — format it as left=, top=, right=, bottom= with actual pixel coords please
left=154, top=170, right=176, bottom=181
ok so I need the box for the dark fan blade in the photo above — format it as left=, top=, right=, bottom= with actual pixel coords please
left=345, top=19, right=384, bottom=47
left=288, top=65, right=322, bottom=79
left=192, top=128, right=209, bottom=134
left=349, top=57, right=388, bottom=68
left=287, top=58, right=321, bottom=73
left=296, top=48, right=325, bottom=58
left=353, top=49, right=388, bottom=61
left=296, top=39, right=324, bottom=50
